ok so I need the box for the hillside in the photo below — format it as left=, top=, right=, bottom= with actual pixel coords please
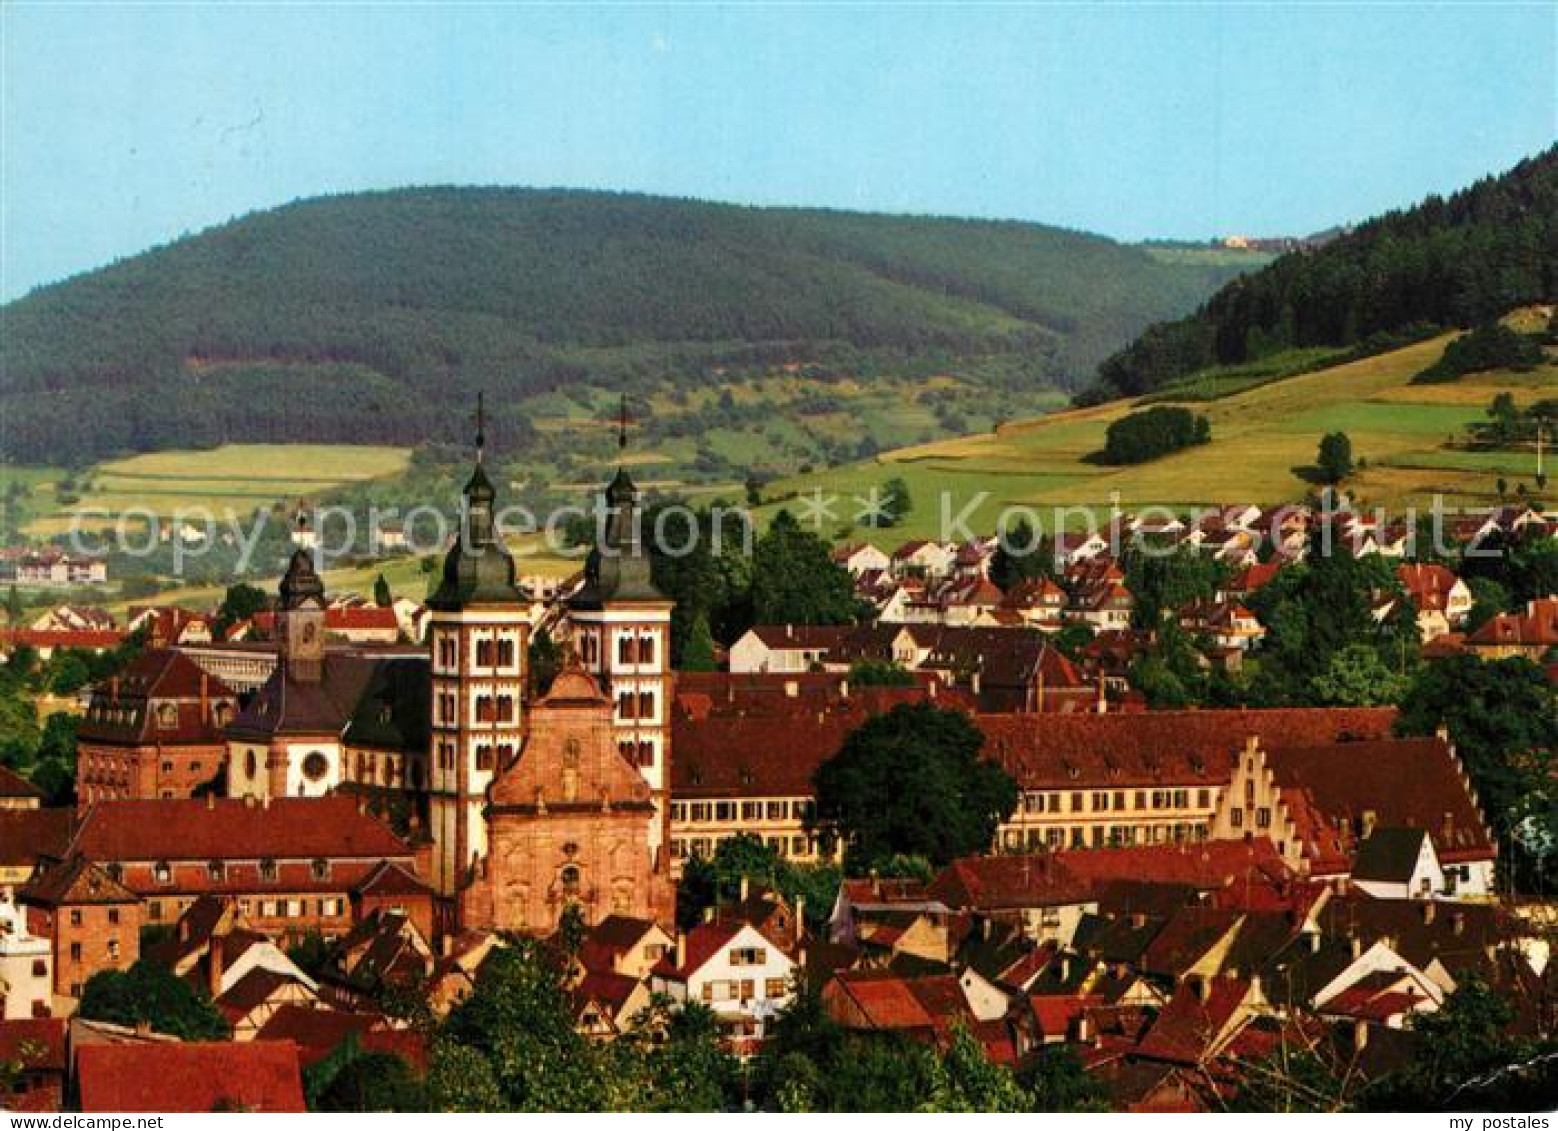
left=1086, top=145, right=1558, bottom=401
left=0, top=189, right=1257, bottom=465
left=761, top=310, right=1555, bottom=543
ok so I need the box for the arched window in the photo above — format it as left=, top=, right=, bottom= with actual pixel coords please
left=562, top=739, right=580, bottom=802
left=244, top=750, right=258, bottom=779
left=560, top=865, right=582, bottom=898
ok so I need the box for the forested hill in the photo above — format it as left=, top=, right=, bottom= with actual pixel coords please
left=0, top=189, right=1250, bottom=464
left=1085, top=145, right=1558, bottom=401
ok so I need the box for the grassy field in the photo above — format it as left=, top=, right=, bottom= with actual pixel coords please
left=8, top=444, right=412, bottom=537
left=760, top=325, right=1555, bottom=546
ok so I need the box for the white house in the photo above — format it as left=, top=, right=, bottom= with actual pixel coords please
left=649, top=921, right=796, bottom=1049
left=832, top=543, right=891, bottom=577
left=1350, top=828, right=1446, bottom=901
left=0, top=886, right=52, bottom=1019
left=889, top=540, right=956, bottom=580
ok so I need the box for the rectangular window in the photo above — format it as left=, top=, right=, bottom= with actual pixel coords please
left=69, top=943, right=81, bottom=961
left=729, top=947, right=767, bottom=966
left=69, top=910, right=81, bottom=927
left=765, top=978, right=787, bottom=999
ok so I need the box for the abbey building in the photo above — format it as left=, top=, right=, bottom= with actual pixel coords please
left=224, top=417, right=673, bottom=933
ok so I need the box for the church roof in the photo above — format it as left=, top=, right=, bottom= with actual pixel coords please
left=227, top=654, right=382, bottom=740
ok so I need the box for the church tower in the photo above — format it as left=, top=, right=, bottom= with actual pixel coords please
left=425, top=396, right=529, bottom=903
left=277, top=547, right=325, bottom=682
left=568, top=402, right=675, bottom=870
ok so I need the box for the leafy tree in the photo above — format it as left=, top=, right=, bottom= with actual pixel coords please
left=1414, top=323, right=1545, bottom=384
left=1308, top=643, right=1409, bottom=706
left=1096, top=407, right=1210, bottom=465
left=878, top=476, right=914, bottom=528
left=750, top=511, right=858, bottom=627
left=848, top=659, right=914, bottom=687
left=426, top=1040, right=506, bottom=1112
left=305, top=1036, right=425, bottom=1112
left=287, top=932, right=333, bottom=981
left=814, top=703, right=1017, bottom=872
left=680, top=612, right=717, bottom=673
left=1316, top=431, right=1354, bottom=484
left=373, top=573, right=393, bottom=607
left=677, top=833, right=839, bottom=932
left=1016, top=1046, right=1110, bottom=1112
left=1367, top=976, right=1554, bottom=1110
left=4, top=585, right=21, bottom=625
left=1123, top=543, right=1223, bottom=627
left=988, top=519, right=1055, bottom=591
left=1396, top=655, right=1557, bottom=883
left=46, top=653, right=91, bottom=696
left=1465, top=576, right=1510, bottom=631
left=218, top=581, right=269, bottom=626
left=78, top=960, right=229, bottom=1040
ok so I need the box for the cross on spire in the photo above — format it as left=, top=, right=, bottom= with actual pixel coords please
left=475, top=391, right=487, bottom=463
left=617, top=393, right=629, bottom=452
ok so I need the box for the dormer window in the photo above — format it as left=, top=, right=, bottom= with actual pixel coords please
left=311, top=858, right=330, bottom=881
left=207, top=860, right=225, bottom=881
left=156, top=703, right=178, bottom=729
left=153, top=861, right=171, bottom=884
left=259, top=858, right=277, bottom=882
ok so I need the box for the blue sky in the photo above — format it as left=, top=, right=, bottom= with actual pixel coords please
left=3, top=3, right=1554, bottom=301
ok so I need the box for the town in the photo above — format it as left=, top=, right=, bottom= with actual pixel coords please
left=0, top=414, right=1553, bottom=1113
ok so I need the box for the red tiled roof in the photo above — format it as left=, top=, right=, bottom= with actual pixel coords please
left=69, top=797, right=411, bottom=863
left=1058, top=839, right=1291, bottom=891
left=0, top=765, right=41, bottom=800
left=1135, top=977, right=1252, bottom=1065
left=978, top=708, right=1396, bottom=790
left=1, top=629, right=124, bottom=650
left=0, top=808, right=73, bottom=868
left=1466, top=598, right=1558, bottom=648
left=76, top=1040, right=306, bottom=1113
left=1396, top=563, right=1464, bottom=614
left=77, top=649, right=237, bottom=746
left=1266, top=737, right=1495, bottom=864
left=927, top=854, right=1093, bottom=910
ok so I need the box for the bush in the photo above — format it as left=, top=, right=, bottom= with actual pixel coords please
left=1413, top=323, right=1544, bottom=384
left=1096, top=407, right=1210, bottom=465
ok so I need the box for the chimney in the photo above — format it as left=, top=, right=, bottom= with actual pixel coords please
left=981, top=917, right=992, bottom=941
left=794, top=896, right=805, bottom=944
left=1361, top=810, right=1377, bottom=839
left=1308, top=930, right=1321, bottom=954
left=442, top=934, right=455, bottom=958
left=1076, top=1014, right=1093, bottom=1045
left=1452, top=911, right=1465, bottom=937
left=206, top=792, right=216, bottom=811
left=200, top=674, right=209, bottom=721
left=1422, top=901, right=1436, bottom=925
left=1353, top=1018, right=1369, bottom=1051
left=1196, top=977, right=1211, bottom=1003
left=1434, top=722, right=1450, bottom=743
left=1061, top=956, right=1071, bottom=983
left=703, top=906, right=715, bottom=924
left=1350, top=934, right=1362, bottom=960
left=870, top=869, right=881, bottom=898
left=1442, top=811, right=1454, bottom=844
left=262, top=794, right=271, bottom=811
left=244, top=794, right=257, bottom=809
left=739, top=876, right=750, bottom=902
left=676, top=932, right=687, bottom=972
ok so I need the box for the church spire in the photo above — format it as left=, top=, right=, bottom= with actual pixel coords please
left=476, top=390, right=487, bottom=464
left=429, top=393, right=520, bottom=610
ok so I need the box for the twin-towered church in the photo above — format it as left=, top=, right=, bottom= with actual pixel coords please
left=223, top=416, right=676, bottom=933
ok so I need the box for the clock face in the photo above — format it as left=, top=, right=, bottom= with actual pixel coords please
left=302, top=752, right=330, bottom=781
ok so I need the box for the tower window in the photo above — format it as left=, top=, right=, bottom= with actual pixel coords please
left=638, top=740, right=655, bottom=768
left=560, top=865, right=582, bottom=897
left=497, top=638, right=515, bottom=667
left=476, top=696, right=495, bottom=723
left=496, top=695, right=514, bottom=722
left=638, top=634, right=655, bottom=664
left=618, top=635, right=634, bottom=665
left=617, top=691, right=635, bottom=720
left=476, top=639, right=494, bottom=666
left=637, top=691, right=654, bottom=719
left=475, top=744, right=494, bottom=772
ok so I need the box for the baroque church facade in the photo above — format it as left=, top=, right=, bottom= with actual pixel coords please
left=225, top=412, right=674, bottom=932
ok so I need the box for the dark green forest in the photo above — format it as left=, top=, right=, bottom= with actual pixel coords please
left=0, top=189, right=1249, bottom=463
left=1085, top=145, right=1558, bottom=401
